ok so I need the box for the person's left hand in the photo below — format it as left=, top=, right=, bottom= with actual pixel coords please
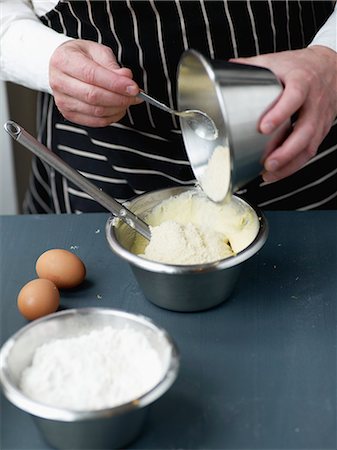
left=232, top=46, right=337, bottom=182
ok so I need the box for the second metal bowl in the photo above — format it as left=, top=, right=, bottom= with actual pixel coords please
left=0, top=308, right=179, bottom=449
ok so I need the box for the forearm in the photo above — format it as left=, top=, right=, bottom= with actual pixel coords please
left=0, top=0, right=73, bottom=93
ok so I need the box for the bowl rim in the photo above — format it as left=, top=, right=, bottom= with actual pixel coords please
left=0, top=307, right=180, bottom=422
left=105, top=189, right=269, bottom=274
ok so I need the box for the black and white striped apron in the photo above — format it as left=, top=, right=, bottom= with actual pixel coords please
left=24, top=0, right=337, bottom=214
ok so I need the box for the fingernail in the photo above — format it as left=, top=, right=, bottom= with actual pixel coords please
left=263, top=172, right=277, bottom=183
left=126, top=85, right=138, bottom=95
left=261, top=121, right=275, bottom=134
left=265, top=159, right=279, bottom=172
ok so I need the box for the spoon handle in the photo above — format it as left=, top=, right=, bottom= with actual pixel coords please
left=4, top=121, right=151, bottom=240
left=138, top=91, right=176, bottom=115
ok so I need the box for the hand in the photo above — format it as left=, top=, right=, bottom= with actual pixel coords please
left=49, top=39, right=142, bottom=127
left=232, top=46, right=337, bottom=182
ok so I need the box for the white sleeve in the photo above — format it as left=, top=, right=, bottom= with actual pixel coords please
left=0, top=0, right=73, bottom=93
left=309, top=5, right=337, bottom=52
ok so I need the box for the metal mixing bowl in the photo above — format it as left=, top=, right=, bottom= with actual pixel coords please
left=177, top=49, right=289, bottom=194
left=0, top=308, right=179, bottom=450
left=106, top=187, right=268, bottom=312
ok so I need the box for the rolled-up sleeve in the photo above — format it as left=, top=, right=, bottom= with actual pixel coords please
left=309, top=5, right=337, bottom=52
left=0, top=0, right=73, bottom=93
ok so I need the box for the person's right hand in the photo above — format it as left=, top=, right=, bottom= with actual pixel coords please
left=49, top=39, right=142, bottom=127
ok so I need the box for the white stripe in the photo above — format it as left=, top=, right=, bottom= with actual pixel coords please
left=117, top=197, right=133, bottom=203
left=23, top=190, right=38, bottom=214
left=68, top=187, right=93, bottom=200
left=200, top=0, right=215, bottom=59
left=126, top=109, right=135, bottom=126
left=175, top=0, right=188, bottom=50
left=47, top=97, right=61, bottom=214
left=36, top=92, right=42, bottom=136
left=86, top=0, right=102, bottom=44
left=55, top=8, right=67, bottom=35
left=109, top=122, right=170, bottom=142
left=133, top=189, right=147, bottom=195
left=304, top=144, right=337, bottom=167
left=224, top=1, right=238, bottom=58
left=44, top=15, right=51, bottom=28
left=46, top=97, right=52, bottom=151
left=106, top=0, right=132, bottom=128
left=62, top=177, right=72, bottom=213
left=78, top=171, right=128, bottom=184
left=267, top=0, right=277, bottom=52
left=32, top=157, right=51, bottom=195
left=258, top=167, right=337, bottom=208
left=106, top=0, right=136, bottom=135
left=68, top=187, right=128, bottom=204
left=67, top=2, right=82, bottom=38
left=106, top=0, right=123, bottom=62
left=58, top=145, right=108, bottom=161
left=92, top=138, right=190, bottom=164
left=247, top=0, right=260, bottom=55
left=40, top=159, right=52, bottom=181
left=112, top=165, right=195, bottom=185
left=286, top=0, right=291, bottom=49
left=126, top=0, right=155, bottom=127
left=310, top=1, right=317, bottom=31
left=37, top=94, right=49, bottom=141
left=149, top=0, right=178, bottom=128
left=55, top=123, right=88, bottom=135
left=236, top=188, right=248, bottom=195
left=297, top=190, right=337, bottom=211
left=260, top=144, right=337, bottom=189
left=28, top=173, right=53, bottom=213
left=297, top=1, right=305, bottom=48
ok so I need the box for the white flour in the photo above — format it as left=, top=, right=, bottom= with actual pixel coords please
left=143, top=220, right=233, bottom=264
left=133, top=190, right=259, bottom=265
left=201, top=145, right=231, bottom=202
left=20, top=326, right=165, bottom=410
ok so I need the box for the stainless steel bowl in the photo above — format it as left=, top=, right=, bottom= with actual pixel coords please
left=0, top=308, right=179, bottom=449
left=177, top=49, right=289, bottom=194
left=106, top=187, right=268, bottom=312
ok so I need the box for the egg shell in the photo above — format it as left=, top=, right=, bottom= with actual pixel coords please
left=17, top=279, right=60, bottom=321
left=36, top=249, right=86, bottom=289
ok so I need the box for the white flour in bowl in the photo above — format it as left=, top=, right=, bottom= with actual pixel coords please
left=143, top=220, right=233, bottom=264
left=20, top=326, right=165, bottom=410
left=133, top=189, right=259, bottom=265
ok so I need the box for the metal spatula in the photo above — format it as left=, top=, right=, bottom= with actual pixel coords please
left=4, top=121, right=151, bottom=241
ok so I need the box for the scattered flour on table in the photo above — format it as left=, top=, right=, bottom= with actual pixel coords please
left=20, top=326, right=165, bottom=410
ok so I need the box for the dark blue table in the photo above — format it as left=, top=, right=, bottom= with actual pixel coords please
left=1, top=211, right=336, bottom=450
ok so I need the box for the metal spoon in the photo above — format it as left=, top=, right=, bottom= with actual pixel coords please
left=4, top=121, right=151, bottom=241
left=138, top=91, right=218, bottom=141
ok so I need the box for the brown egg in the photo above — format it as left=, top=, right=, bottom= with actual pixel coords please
left=17, top=279, right=60, bottom=321
left=36, top=249, right=86, bottom=289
